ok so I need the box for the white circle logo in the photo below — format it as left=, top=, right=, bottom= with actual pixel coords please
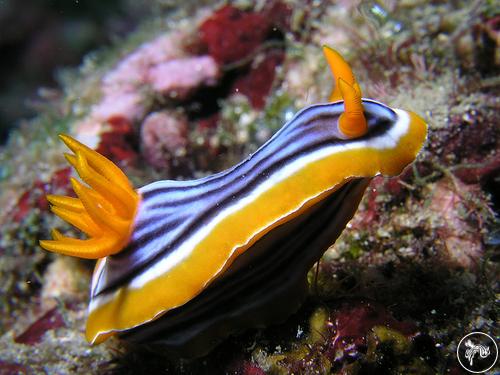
left=457, top=332, right=498, bottom=373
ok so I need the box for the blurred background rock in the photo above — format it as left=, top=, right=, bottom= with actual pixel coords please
left=0, top=0, right=157, bottom=144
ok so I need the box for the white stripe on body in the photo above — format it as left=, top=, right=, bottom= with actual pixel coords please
left=89, top=109, right=410, bottom=314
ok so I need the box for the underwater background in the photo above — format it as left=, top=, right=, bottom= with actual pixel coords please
left=0, top=0, right=498, bottom=373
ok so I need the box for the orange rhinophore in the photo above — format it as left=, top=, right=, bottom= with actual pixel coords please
left=323, top=45, right=368, bottom=138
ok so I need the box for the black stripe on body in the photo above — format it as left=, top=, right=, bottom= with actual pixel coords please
left=121, top=178, right=370, bottom=357
left=140, top=100, right=394, bottom=202
left=92, top=101, right=396, bottom=297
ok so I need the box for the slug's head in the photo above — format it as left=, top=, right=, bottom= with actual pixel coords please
left=39, top=135, right=139, bottom=259
left=321, top=45, right=427, bottom=173
left=322, top=45, right=368, bottom=139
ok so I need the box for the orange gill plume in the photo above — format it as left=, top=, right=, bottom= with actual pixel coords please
left=39, top=134, right=139, bottom=259
left=322, top=45, right=368, bottom=138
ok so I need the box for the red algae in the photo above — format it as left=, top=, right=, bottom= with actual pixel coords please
left=11, top=167, right=71, bottom=223
left=231, top=51, right=285, bottom=109
left=227, top=360, right=266, bottom=375
left=196, top=113, right=220, bottom=131
left=351, top=171, right=410, bottom=230
left=453, top=154, right=500, bottom=184
left=323, top=300, right=417, bottom=363
left=0, top=360, right=29, bottom=375
left=199, top=5, right=272, bottom=65
left=96, top=117, right=138, bottom=167
left=14, top=307, right=65, bottom=345
left=271, top=301, right=424, bottom=374
left=198, top=3, right=290, bottom=108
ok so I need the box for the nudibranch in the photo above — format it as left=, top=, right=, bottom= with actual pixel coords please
left=40, top=46, right=427, bottom=357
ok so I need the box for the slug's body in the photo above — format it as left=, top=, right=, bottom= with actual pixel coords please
left=40, top=47, right=427, bottom=357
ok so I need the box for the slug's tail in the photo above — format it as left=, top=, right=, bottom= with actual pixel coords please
left=39, top=134, right=139, bottom=259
